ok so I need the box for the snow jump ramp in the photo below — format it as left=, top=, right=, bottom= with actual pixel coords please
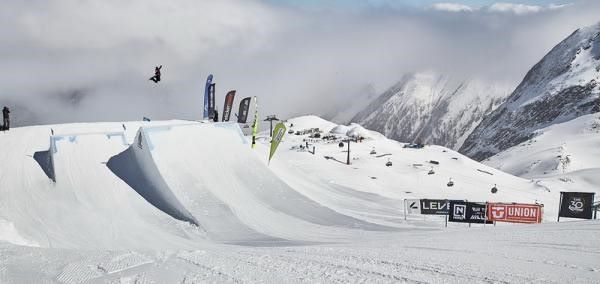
left=29, top=131, right=201, bottom=249
left=111, top=122, right=394, bottom=244
left=107, top=130, right=199, bottom=226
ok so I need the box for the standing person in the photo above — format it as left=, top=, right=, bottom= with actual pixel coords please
left=149, top=65, right=162, bottom=83
left=2, top=106, right=9, bottom=131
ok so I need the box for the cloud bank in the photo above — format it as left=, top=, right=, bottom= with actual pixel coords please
left=1, top=0, right=599, bottom=126
left=430, top=2, right=571, bottom=14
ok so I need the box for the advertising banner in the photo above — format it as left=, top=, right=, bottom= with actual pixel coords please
left=449, top=201, right=492, bottom=224
left=222, top=90, right=236, bottom=122
left=208, top=83, right=216, bottom=119
left=420, top=199, right=462, bottom=215
left=559, top=192, right=595, bottom=220
left=405, top=199, right=421, bottom=215
left=268, top=122, right=286, bottom=163
left=237, top=97, right=251, bottom=123
left=203, top=74, right=213, bottom=120
left=251, top=96, right=259, bottom=149
left=487, top=203, right=543, bottom=223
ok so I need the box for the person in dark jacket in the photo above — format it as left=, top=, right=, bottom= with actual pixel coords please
left=149, top=65, right=162, bottom=83
left=2, top=106, right=9, bottom=131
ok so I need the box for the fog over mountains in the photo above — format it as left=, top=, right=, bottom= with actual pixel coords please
left=350, top=22, right=600, bottom=160
left=351, top=72, right=510, bottom=150
left=461, top=22, right=600, bottom=160
left=1, top=1, right=600, bottom=127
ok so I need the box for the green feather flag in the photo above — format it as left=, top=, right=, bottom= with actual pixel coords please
left=268, top=122, right=286, bottom=164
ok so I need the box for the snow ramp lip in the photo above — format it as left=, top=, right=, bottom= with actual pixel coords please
left=107, top=127, right=199, bottom=226
left=34, top=132, right=128, bottom=183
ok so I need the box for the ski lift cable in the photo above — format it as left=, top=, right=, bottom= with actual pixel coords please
left=434, top=166, right=538, bottom=196
left=428, top=163, right=527, bottom=194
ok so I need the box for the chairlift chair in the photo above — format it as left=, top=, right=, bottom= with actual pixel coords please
left=491, top=184, right=498, bottom=194
left=428, top=167, right=435, bottom=175
left=385, top=158, right=392, bottom=167
left=447, top=178, right=454, bottom=187
left=370, top=148, right=377, bottom=155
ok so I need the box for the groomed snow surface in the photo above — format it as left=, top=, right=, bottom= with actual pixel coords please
left=0, top=116, right=599, bottom=283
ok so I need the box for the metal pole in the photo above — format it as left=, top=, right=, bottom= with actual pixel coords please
left=270, top=121, right=273, bottom=137
left=444, top=200, right=448, bottom=228
left=404, top=199, right=407, bottom=221
left=347, top=139, right=350, bottom=165
left=483, top=202, right=487, bottom=227
left=557, top=192, right=562, bottom=222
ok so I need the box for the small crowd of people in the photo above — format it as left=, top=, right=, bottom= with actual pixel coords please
left=2, top=106, right=9, bottom=131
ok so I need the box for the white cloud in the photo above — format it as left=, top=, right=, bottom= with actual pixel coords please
left=0, top=0, right=599, bottom=125
left=429, top=3, right=474, bottom=12
left=429, top=2, right=572, bottom=15
left=486, top=3, right=548, bottom=14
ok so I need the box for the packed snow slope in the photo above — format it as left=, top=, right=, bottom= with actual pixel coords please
left=461, top=22, right=600, bottom=160
left=0, top=120, right=398, bottom=249
left=124, top=122, right=394, bottom=245
left=0, top=116, right=589, bottom=248
left=1, top=116, right=599, bottom=282
left=271, top=116, right=581, bottom=223
left=0, top=122, right=205, bottom=250
left=3, top=220, right=599, bottom=283
left=352, top=72, right=510, bottom=150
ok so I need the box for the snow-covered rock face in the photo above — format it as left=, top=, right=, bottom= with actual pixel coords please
left=461, top=23, right=600, bottom=161
left=485, top=113, right=600, bottom=178
left=351, top=72, right=510, bottom=150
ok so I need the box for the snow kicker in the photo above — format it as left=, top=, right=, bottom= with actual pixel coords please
left=107, top=127, right=199, bottom=226
left=135, top=122, right=394, bottom=242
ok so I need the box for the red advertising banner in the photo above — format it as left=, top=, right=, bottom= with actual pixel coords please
left=486, top=203, right=543, bottom=224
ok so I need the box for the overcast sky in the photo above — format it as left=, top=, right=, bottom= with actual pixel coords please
left=1, top=0, right=599, bottom=126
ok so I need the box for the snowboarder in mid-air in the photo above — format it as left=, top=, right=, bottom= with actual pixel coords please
left=149, top=65, right=162, bottom=83
left=2, top=106, right=10, bottom=131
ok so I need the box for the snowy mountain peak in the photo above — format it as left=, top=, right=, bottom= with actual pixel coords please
left=351, top=72, right=510, bottom=150
left=508, top=22, right=600, bottom=110
left=461, top=22, right=600, bottom=160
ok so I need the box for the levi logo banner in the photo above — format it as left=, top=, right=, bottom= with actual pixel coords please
left=420, top=199, right=463, bottom=215
left=487, top=203, right=543, bottom=223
